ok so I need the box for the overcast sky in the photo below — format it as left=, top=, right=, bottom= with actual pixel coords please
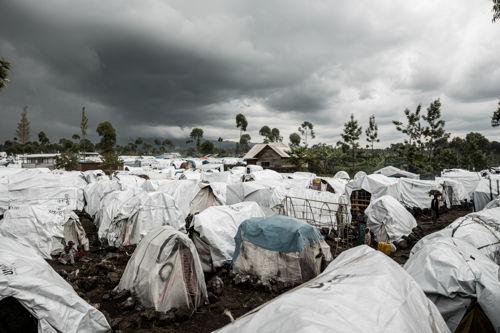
left=1, top=0, right=499, bottom=146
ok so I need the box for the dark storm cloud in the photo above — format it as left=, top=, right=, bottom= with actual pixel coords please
left=0, top=0, right=499, bottom=145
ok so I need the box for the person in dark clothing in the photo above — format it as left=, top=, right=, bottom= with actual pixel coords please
left=431, top=194, right=440, bottom=223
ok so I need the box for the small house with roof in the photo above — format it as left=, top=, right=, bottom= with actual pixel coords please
left=243, top=143, right=292, bottom=171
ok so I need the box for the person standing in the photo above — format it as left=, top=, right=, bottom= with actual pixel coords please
left=431, top=194, right=440, bottom=223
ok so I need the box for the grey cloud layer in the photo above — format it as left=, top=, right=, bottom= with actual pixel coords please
left=0, top=0, right=499, bottom=145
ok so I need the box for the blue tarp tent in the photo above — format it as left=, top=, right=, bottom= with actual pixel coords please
left=232, top=215, right=330, bottom=285
left=233, top=215, right=324, bottom=263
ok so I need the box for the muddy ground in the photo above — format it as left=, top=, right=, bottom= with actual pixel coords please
left=12, top=207, right=470, bottom=332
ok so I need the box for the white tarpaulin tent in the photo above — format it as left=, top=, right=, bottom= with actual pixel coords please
left=405, top=237, right=500, bottom=332
left=411, top=207, right=500, bottom=265
left=83, top=179, right=122, bottom=217
left=0, top=205, right=89, bottom=259
left=0, top=236, right=110, bottom=332
left=1, top=168, right=86, bottom=213
left=472, top=175, right=500, bottom=211
left=365, top=195, right=417, bottom=243
left=232, top=216, right=332, bottom=285
left=95, top=188, right=181, bottom=247
left=372, top=178, right=443, bottom=209
left=192, top=202, right=266, bottom=271
left=436, top=177, right=469, bottom=207
left=333, top=170, right=350, bottom=181
left=112, top=173, right=146, bottom=189
left=318, top=177, right=347, bottom=194
left=346, top=174, right=398, bottom=199
left=440, top=169, right=482, bottom=197
left=143, top=179, right=224, bottom=217
left=218, top=246, right=449, bottom=333
left=244, top=169, right=283, bottom=182
left=226, top=181, right=287, bottom=214
left=142, top=179, right=200, bottom=221
left=374, top=166, right=420, bottom=179
left=115, top=226, right=207, bottom=313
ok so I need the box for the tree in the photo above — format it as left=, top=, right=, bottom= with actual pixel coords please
left=393, top=105, right=423, bottom=146
left=96, top=121, right=117, bottom=153
left=59, top=138, right=75, bottom=152
left=72, top=134, right=80, bottom=142
left=0, top=57, right=11, bottom=91
left=340, top=114, right=362, bottom=162
left=298, top=121, right=315, bottom=145
left=135, top=137, right=143, bottom=146
left=289, top=132, right=301, bottom=146
left=190, top=128, right=204, bottom=151
left=365, top=114, right=379, bottom=151
left=494, top=0, right=500, bottom=22
left=38, top=131, right=49, bottom=145
left=422, top=99, right=450, bottom=169
left=78, top=139, right=95, bottom=152
left=259, top=126, right=272, bottom=143
left=270, top=128, right=282, bottom=142
left=492, top=99, right=500, bottom=127
left=286, top=145, right=313, bottom=171
left=162, top=139, right=174, bottom=152
left=16, top=106, right=31, bottom=144
left=55, top=152, right=78, bottom=171
left=200, top=140, right=215, bottom=155
left=80, top=107, right=88, bottom=138
left=239, top=134, right=251, bottom=152
left=235, top=113, right=248, bottom=139
left=154, top=138, right=162, bottom=146
left=217, top=137, right=223, bottom=150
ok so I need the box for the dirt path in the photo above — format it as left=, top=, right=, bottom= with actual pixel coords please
left=44, top=208, right=470, bottom=332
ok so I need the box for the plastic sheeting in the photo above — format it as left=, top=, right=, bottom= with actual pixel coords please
left=96, top=188, right=182, bottom=247
left=115, top=226, right=207, bottom=313
left=218, top=246, right=449, bottom=333
left=319, top=177, right=347, bottom=194
left=142, top=179, right=200, bottom=222
left=411, top=207, right=500, bottom=265
left=83, top=179, right=121, bottom=217
left=436, top=177, right=469, bottom=207
left=372, top=178, right=443, bottom=209
left=405, top=237, right=500, bottom=332
left=440, top=169, right=482, bottom=197
left=192, top=202, right=266, bottom=270
left=0, top=205, right=89, bottom=259
left=365, top=195, right=417, bottom=243
left=472, top=176, right=500, bottom=211
left=374, top=165, right=420, bottom=179
left=226, top=181, right=287, bottom=214
left=0, top=236, right=110, bottom=332
left=0, top=168, right=86, bottom=213
left=244, top=169, right=283, bottom=182
left=333, top=170, right=350, bottom=180
left=346, top=173, right=398, bottom=198
left=232, top=216, right=331, bottom=285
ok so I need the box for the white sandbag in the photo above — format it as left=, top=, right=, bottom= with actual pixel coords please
left=0, top=237, right=110, bottom=332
